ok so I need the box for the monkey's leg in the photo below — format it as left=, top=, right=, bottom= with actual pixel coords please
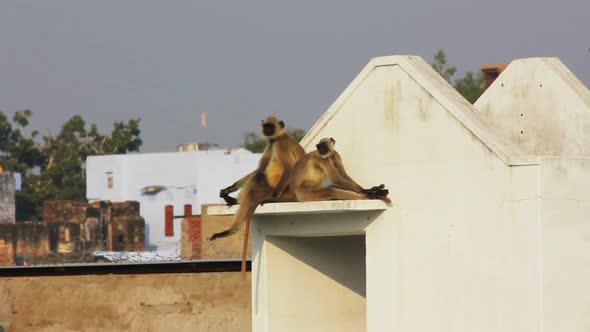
left=210, top=187, right=273, bottom=277
left=259, top=189, right=296, bottom=205
left=295, top=187, right=369, bottom=202
left=219, top=171, right=257, bottom=204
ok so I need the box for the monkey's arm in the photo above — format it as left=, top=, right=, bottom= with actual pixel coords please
left=271, top=169, right=292, bottom=198
left=256, top=145, right=272, bottom=171
left=321, top=159, right=368, bottom=195
left=270, top=142, right=297, bottom=198
left=220, top=147, right=271, bottom=196
left=220, top=171, right=255, bottom=195
left=331, top=152, right=365, bottom=193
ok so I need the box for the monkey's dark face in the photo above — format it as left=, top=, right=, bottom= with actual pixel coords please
left=316, top=142, right=330, bottom=155
left=316, top=137, right=335, bottom=156
left=262, top=123, right=276, bottom=137
left=261, top=116, right=285, bottom=138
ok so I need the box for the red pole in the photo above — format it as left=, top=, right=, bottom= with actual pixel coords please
left=165, top=205, right=174, bottom=237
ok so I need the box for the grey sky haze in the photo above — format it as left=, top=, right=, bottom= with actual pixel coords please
left=1, top=1, right=589, bottom=152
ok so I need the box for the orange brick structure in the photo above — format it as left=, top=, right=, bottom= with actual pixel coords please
left=0, top=239, right=14, bottom=266
left=0, top=200, right=145, bottom=266
left=43, top=201, right=87, bottom=223
left=181, top=216, right=202, bottom=259
left=481, top=63, right=508, bottom=89
left=181, top=204, right=251, bottom=260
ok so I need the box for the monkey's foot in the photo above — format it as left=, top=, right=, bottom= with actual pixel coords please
left=364, top=185, right=388, bottom=198
left=221, top=194, right=238, bottom=207
left=219, top=186, right=236, bottom=198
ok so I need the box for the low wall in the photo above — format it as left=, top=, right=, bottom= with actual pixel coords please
left=0, top=269, right=251, bottom=332
left=181, top=204, right=251, bottom=260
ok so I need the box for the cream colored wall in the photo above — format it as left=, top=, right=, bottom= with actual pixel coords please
left=302, top=63, right=542, bottom=331
left=474, top=58, right=590, bottom=157
left=264, top=236, right=366, bottom=332
left=474, top=57, right=590, bottom=331
left=249, top=209, right=383, bottom=332
left=237, top=56, right=590, bottom=332
left=540, top=157, right=590, bottom=331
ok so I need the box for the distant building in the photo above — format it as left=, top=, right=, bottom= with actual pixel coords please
left=481, top=63, right=508, bottom=89
left=177, top=142, right=220, bottom=152
left=86, top=148, right=260, bottom=257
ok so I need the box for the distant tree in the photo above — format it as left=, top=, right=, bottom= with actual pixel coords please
left=0, top=110, right=45, bottom=174
left=431, top=49, right=485, bottom=104
left=290, top=129, right=306, bottom=142
left=242, top=128, right=307, bottom=153
left=431, top=50, right=457, bottom=83
left=0, top=110, right=142, bottom=220
left=454, top=71, right=484, bottom=104
left=242, top=132, right=268, bottom=153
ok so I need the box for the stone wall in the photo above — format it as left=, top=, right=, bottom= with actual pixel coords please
left=0, top=272, right=251, bottom=332
left=0, top=222, right=50, bottom=262
left=0, top=200, right=146, bottom=266
left=43, top=201, right=86, bottom=223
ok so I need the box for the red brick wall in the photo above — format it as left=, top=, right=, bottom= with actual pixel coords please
left=181, top=216, right=201, bottom=259
left=0, top=239, right=14, bottom=266
left=43, top=201, right=86, bottom=223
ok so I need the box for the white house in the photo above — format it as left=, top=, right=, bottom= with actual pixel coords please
left=87, top=148, right=260, bottom=256
left=210, top=55, right=590, bottom=331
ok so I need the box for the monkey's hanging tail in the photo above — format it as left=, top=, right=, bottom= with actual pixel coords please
left=209, top=198, right=259, bottom=277
left=240, top=216, right=251, bottom=278
left=209, top=199, right=258, bottom=241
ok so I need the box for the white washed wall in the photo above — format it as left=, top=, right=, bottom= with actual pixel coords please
left=86, top=150, right=260, bottom=252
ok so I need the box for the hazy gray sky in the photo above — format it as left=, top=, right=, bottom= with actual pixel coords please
left=1, top=1, right=588, bottom=152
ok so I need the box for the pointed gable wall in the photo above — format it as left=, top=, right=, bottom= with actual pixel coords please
left=299, top=56, right=535, bottom=193
left=474, top=57, right=590, bottom=157
left=296, top=55, right=542, bottom=330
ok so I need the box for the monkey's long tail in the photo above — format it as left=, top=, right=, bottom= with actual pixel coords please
left=209, top=201, right=257, bottom=241
left=240, top=216, right=252, bottom=278
left=209, top=200, right=258, bottom=278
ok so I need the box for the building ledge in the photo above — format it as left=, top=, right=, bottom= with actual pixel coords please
left=207, top=200, right=389, bottom=216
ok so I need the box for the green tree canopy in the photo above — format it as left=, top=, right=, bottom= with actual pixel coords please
left=290, top=129, right=306, bottom=142
left=431, top=50, right=457, bottom=83
left=431, top=49, right=485, bottom=104
left=0, top=110, right=142, bottom=220
left=242, top=128, right=306, bottom=153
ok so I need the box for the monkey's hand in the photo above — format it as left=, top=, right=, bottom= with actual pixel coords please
left=363, top=184, right=383, bottom=195
left=223, top=195, right=238, bottom=207
left=219, top=186, right=233, bottom=198
left=219, top=186, right=239, bottom=206
left=364, top=185, right=388, bottom=199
